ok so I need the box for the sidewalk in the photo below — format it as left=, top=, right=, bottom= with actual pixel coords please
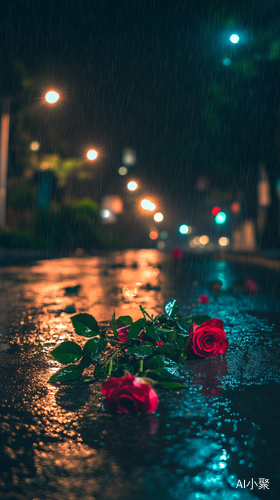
left=220, top=249, right=280, bottom=271
left=0, top=249, right=62, bottom=266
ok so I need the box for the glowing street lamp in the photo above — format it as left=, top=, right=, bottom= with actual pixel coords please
left=141, top=199, right=156, bottom=211
left=230, top=34, right=239, bottom=44
left=127, top=181, right=138, bottom=191
left=154, top=212, right=163, bottom=222
left=179, top=224, right=189, bottom=234
left=87, top=149, right=98, bottom=160
left=215, top=212, right=227, bottom=224
left=29, top=141, right=40, bottom=151
left=45, top=91, right=59, bottom=104
left=118, top=166, right=128, bottom=176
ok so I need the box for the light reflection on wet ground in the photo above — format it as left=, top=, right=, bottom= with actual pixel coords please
left=0, top=250, right=280, bottom=500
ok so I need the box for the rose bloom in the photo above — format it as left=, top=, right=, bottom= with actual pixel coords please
left=101, top=373, right=158, bottom=414
left=245, top=278, right=258, bottom=293
left=199, top=294, right=209, bottom=304
left=210, top=281, right=222, bottom=291
left=172, top=248, right=183, bottom=261
left=116, top=325, right=164, bottom=347
left=187, top=318, right=228, bottom=358
left=116, top=325, right=130, bottom=344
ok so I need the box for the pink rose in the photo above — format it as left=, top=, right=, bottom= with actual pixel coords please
left=101, top=373, right=158, bottom=413
left=187, top=318, right=228, bottom=358
left=199, top=294, right=209, bottom=304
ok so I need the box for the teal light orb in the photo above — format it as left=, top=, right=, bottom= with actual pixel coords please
left=215, top=212, right=227, bottom=225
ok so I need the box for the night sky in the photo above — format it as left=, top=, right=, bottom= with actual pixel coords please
left=1, top=0, right=280, bottom=219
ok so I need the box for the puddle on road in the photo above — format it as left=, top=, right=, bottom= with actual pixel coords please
left=0, top=250, right=279, bottom=499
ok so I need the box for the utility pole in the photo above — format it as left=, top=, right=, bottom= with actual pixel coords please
left=0, top=98, right=10, bottom=226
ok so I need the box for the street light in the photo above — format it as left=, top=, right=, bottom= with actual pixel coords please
left=29, top=141, right=40, bottom=151
left=154, top=212, right=163, bottom=222
left=179, top=224, right=189, bottom=234
left=127, top=181, right=138, bottom=191
left=215, top=212, right=227, bottom=224
left=141, top=199, right=156, bottom=211
left=45, top=91, right=60, bottom=104
left=87, top=149, right=98, bottom=160
left=230, top=34, right=239, bottom=44
left=118, top=166, right=128, bottom=176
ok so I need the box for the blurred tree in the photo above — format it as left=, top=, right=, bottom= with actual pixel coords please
left=180, top=0, right=280, bottom=247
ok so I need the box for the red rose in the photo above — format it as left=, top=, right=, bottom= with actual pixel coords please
left=199, top=294, right=209, bottom=304
left=187, top=318, right=228, bottom=358
left=116, top=325, right=164, bottom=347
left=172, top=248, right=183, bottom=261
left=245, top=279, right=258, bottom=293
left=101, top=373, right=158, bottom=414
left=116, top=325, right=130, bottom=344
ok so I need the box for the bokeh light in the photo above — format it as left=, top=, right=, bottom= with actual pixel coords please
left=45, top=91, right=59, bottom=103
left=199, top=235, right=209, bottom=245
left=215, top=212, right=227, bottom=224
left=118, top=166, right=128, bottom=176
left=179, top=224, right=189, bottom=234
left=29, top=141, right=40, bottom=151
left=87, top=150, right=98, bottom=160
left=230, top=34, right=239, bottom=44
left=149, top=230, right=158, bottom=240
left=219, top=237, right=230, bottom=247
left=141, top=199, right=156, bottom=211
left=100, top=209, right=111, bottom=219
left=212, top=206, right=221, bottom=216
left=127, top=181, right=138, bottom=191
left=154, top=212, right=163, bottom=222
left=222, top=58, right=231, bottom=66
left=160, top=231, right=168, bottom=240
left=157, top=241, right=165, bottom=250
left=231, top=201, right=241, bottom=213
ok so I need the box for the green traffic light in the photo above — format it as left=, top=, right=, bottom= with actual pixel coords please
left=215, top=212, right=226, bottom=224
left=179, top=224, right=189, bottom=234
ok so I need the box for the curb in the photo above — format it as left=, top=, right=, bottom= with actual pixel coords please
left=220, top=251, right=280, bottom=271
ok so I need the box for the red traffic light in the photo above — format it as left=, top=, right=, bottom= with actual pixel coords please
left=212, top=206, right=221, bottom=216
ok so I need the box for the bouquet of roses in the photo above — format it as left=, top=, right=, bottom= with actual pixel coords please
left=48, top=299, right=228, bottom=414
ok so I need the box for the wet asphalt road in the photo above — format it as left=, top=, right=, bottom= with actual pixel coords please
left=0, top=250, right=280, bottom=500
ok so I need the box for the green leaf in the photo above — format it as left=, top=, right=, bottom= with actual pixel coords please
left=94, top=363, right=108, bottom=379
left=111, top=311, right=118, bottom=338
left=164, top=299, right=178, bottom=317
left=83, top=338, right=107, bottom=359
left=145, top=324, right=159, bottom=341
left=176, top=320, right=191, bottom=333
left=127, top=344, right=153, bottom=358
left=117, top=315, right=133, bottom=326
left=150, top=367, right=182, bottom=380
left=159, top=381, right=187, bottom=389
left=48, top=364, right=83, bottom=383
left=157, top=342, right=179, bottom=353
left=50, top=341, right=82, bottom=364
left=191, top=315, right=212, bottom=326
left=127, top=318, right=146, bottom=340
left=113, top=362, right=135, bottom=376
left=71, top=313, right=99, bottom=337
left=156, top=328, right=175, bottom=334
left=145, top=354, right=178, bottom=370
left=174, top=334, right=189, bottom=349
